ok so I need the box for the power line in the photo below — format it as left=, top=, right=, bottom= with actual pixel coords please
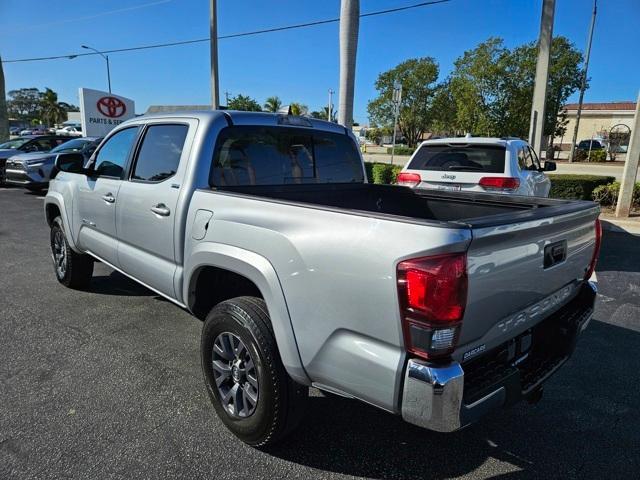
left=3, top=0, right=450, bottom=64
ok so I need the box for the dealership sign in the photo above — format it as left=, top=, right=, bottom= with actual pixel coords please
left=79, top=88, right=135, bottom=137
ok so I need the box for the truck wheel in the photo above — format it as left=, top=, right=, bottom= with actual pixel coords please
left=50, top=216, right=94, bottom=289
left=201, top=296, right=308, bottom=447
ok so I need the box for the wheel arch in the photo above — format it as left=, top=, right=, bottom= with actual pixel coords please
left=44, top=193, right=79, bottom=251
left=185, top=242, right=310, bottom=385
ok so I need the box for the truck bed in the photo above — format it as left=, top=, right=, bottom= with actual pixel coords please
left=214, top=182, right=594, bottom=227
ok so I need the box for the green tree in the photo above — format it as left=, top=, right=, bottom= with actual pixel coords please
left=227, top=94, right=262, bottom=112
left=367, top=57, right=440, bottom=147
left=310, top=106, right=337, bottom=122
left=263, top=96, right=282, bottom=112
left=6, top=87, right=42, bottom=121
left=289, top=103, right=308, bottom=116
left=40, top=88, right=67, bottom=126
left=430, top=81, right=458, bottom=135
left=448, top=36, right=583, bottom=140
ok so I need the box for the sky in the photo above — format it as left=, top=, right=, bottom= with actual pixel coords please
left=1, top=0, right=638, bottom=125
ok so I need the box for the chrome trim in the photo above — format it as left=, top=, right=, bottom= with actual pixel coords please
left=401, top=359, right=464, bottom=432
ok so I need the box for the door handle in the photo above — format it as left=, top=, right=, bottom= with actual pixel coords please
left=102, top=193, right=116, bottom=203
left=150, top=203, right=171, bottom=216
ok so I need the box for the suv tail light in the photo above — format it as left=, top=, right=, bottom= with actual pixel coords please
left=396, top=172, right=421, bottom=187
left=584, top=218, right=602, bottom=280
left=397, top=253, right=468, bottom=359
left=479, top=176, right=520, bottom=191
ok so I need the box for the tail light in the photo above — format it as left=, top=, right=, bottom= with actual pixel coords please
left=396, top=172, right=421, bottom=187
left=479, top=176, right=520, bottom=191
left=397, top=253, right=468, bottom=360
left=584, top=218, right=602, bottom=280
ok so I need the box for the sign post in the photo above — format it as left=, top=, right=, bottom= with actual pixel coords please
left=390, top=81, right=402, bottom=166
left=79, top=88, right=135, bottom=137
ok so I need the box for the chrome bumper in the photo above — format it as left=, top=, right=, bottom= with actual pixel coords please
left=401, top=360, right=464, bottom=432
left=401, top=281, right=597, bottom=433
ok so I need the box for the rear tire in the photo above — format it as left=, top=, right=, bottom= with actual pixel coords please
left=50, top=216, right=94, bottom=289
left=201, top=296, right=308, bottom=446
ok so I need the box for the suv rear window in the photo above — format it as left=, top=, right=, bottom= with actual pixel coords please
left=407, top=144, right=506, bottom=173
left=209, top=126, right=364, bottom=186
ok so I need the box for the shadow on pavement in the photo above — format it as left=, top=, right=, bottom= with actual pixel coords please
left=267, top=318, right=640, bottom=479
left=89, top=271, right=155, bottom=297
left=599, top=230, right=640, bottom=273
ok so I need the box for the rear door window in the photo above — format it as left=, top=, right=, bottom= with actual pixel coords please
left=131, top=124, right=188, bottom=182
left=210, top=126, right=364, bottom=186
left=407, top=144, right=506, bottom=173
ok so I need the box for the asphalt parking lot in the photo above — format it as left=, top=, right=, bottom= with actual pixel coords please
left=1, top=187, right=639, bottom=480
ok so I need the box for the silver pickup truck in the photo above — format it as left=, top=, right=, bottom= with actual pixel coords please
left=44, top=111, right=601, bottom=446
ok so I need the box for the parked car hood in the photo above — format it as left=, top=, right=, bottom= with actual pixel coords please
left=0, top=149, right=19, bottom=160
left=8, top=152, right=55, bottom=163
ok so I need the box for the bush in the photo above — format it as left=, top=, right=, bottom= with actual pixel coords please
left=573, top=149, right=607, bottom=162
left=386, top=146, right=415, bottom=156
left=592, top=181, right=640, bottom=208
left=549, top=174, right=616, bottom=200
left=364, top=162, right=404, bottom=184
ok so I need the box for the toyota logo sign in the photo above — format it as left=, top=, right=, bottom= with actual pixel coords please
left=96, top=96, right=127, bottom=118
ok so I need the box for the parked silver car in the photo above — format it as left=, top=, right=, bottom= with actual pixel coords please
left=5, top=137, right=102, bottom=191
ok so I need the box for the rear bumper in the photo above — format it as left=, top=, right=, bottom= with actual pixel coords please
left=401, top=281, right=596, bottom=432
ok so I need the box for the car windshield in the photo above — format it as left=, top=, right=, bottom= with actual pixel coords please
left=0, top=138, right=29, bottom=149
left=51, top=139, right=90, bottom=153
left=407, top=144, right=506, bottom=173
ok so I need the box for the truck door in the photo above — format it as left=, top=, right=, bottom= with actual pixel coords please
left=75, top=127, right=140, bottom=266
left=116, top=122, right=192, bottom=298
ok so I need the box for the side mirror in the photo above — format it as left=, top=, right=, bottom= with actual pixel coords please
left=52, top=153, right=86, bottom=179
left=543, top=161, right=557, bottom=172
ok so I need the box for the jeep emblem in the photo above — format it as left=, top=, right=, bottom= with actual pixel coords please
left=442, top=173, right=457, bottom=180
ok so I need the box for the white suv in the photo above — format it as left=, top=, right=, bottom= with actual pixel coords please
left=397, top=137, right=555, bottom=197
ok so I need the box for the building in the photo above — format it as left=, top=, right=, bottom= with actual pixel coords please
left=554, top=101, right=635, bottom=149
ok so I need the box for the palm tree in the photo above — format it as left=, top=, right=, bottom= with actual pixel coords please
left=289, top=103, right=308, bottom=116
left=39, top=88, right=66, bottom=127
left=0, top=56, right=8, bottom=141
left=338, top=0, right=359, bottom=128
left=263, top=96, right=282, bottom=112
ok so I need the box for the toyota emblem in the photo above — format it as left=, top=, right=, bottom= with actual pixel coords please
left=97, top=96, right=127, bottom=118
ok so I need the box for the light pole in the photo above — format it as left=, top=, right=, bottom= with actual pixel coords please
left=328, top=89, right=334, bottom=121
left=210, top=0, right=220, bottom=109
left=568, top=0, right=597, bottom=162
left=81, top=45, right=111, bottom=93
left=390, top=81, right=402, bottom=166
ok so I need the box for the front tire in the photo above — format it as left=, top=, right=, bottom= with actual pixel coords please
left=201, top=296, right=308, bottom=446
left=50, top=216, right=94, bottom=289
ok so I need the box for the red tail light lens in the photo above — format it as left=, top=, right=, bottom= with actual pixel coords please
left=396, top=172, right=421, bottom=187
left=584, top=218, right=602, bottom=280
left=479, top=176, right=520, bottom=191
left=397, top=253, right=468, bottom=359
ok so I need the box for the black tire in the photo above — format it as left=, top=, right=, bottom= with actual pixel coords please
left=201, top=296, right=308, bottom=447
left=50, top=216, right=94, bottom=289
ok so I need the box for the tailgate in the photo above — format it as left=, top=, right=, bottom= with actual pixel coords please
left=456, top=204, right=600, bottom=357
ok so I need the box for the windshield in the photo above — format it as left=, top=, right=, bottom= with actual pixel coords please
left=0, top=138, right=29, bottom=149
left=407, top=144, right=506, bottom=173
left=51, top=139, right=90, bottom=153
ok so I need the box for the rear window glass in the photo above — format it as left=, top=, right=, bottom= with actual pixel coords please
left=407, top=144, right=506, bottom=174
left=209, top=126, right=364, bottom=186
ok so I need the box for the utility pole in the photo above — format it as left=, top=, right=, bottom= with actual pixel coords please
left=0, top=56, right=8, bottom=142
left=328, top=88, right=334, bottom=121
left=224, top=91, right=231, bottom=106
left=210, top=0, right=220, bottom=109
left=338, top=0, right=359, bottom=129
left=528, top=0, right=555, bottom=159
left=569, top=0, right=597, bottom=162
left=615, top=92, right=640, bottom=218
left=390, top=81, right=402, bottom=166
